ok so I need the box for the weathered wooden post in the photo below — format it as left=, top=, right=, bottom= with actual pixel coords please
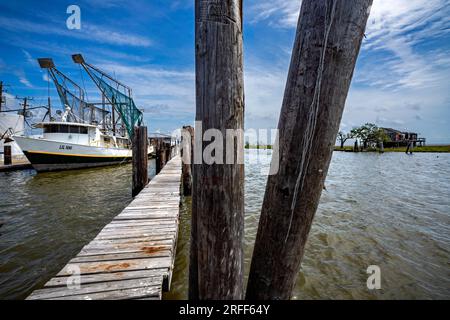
left=155, top=139, right=161, bottom=174
left=190, top=0, right=245, bottom=300
left=132, top=126, right=148, bottom=197
left=155, top=138, right=166, bottom=175
left=4, top=145, right=12, bottom=165
left=182, top=126, right=194, bottom=196
left=406, top=141, right=413, bottom=154
left=246, top=0, right=373, bottom=299
left=165, top=141, right=171, bottom=162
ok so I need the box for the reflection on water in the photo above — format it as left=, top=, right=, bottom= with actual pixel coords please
left=168, top=150, right=450, bottom=300
left=1, top=151, right=449, bottom=299
left=0, top=161, right=155, bottom=300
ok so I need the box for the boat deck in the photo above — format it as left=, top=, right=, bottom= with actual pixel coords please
left=27, top=156, right=182, bottom=300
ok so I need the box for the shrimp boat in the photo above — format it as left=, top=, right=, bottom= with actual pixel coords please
left=15, top=54, right=153, bottom=172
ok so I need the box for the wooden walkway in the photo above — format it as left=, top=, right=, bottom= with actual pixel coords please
left=27, top=156, right=182, bottom=300
left=0, top=159, right=32, bottom=172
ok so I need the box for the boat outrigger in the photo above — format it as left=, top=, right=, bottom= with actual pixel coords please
left=14, top=54, right=153, bottom=172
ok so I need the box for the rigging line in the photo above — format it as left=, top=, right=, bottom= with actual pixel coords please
left=78, top=65, right=89, bottom=102
left=285, top=0, right=337, bottom=244
left=47, top=70, right=50, bottom=105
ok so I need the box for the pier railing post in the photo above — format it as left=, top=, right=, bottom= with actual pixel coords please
left=4, top=145, right=12, bottom=165
left=191, top=0, right=245, bottom=300
left=246, top=0, right=373, bottom=299
left=132, top=126, right=148, bottom=197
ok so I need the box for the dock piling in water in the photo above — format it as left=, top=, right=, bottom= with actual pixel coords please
left=181, top=126, right=194, bottom=196
left=246, top=0, right=373, bottom=300
left=3, top=145, right=11, bottom=165
left=191, top=0, right=245, bottom=300
left=132, top=126, right=148, bottom=197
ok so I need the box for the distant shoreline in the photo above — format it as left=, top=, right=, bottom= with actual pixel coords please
left=245, top=145, right=272, bottom=150
left=333, top=145, right=450, bottom=153
left=245, top=145, right=450, bottom=153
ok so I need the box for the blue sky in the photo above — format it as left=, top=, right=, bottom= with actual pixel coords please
left=1, top=0, right=449, bottom=143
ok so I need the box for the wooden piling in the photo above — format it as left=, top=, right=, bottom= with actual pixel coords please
left=155, top=139, right=164, bottom=175
left=354, top=140, right=359, bottom=152
left=181, top=126, right=194, bottom=196
left=132, top=126, right=148, bottom=197
left=246, top=0, right=373, bottom=300
left=191, top=0, right=245, bottom=300
left=3, top=145, right=12, bottom=166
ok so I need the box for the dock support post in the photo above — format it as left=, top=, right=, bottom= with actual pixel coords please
left=191, top=0, right=245, bottom=300
left=165, top=143, right=171, bottom=162
left=246, top=0, right=372, bottom=300
left=4, top=145, right=11, bottom=165
left=132, top=126, right=148, bottom=197
left=155, top=139, right=165, bottom=175
left=379, top=141, right=385, bottom=153
left=181, top=126, right=194, bottom=196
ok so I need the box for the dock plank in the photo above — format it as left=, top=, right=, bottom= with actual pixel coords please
left=27, top=156, right=182, bottom=300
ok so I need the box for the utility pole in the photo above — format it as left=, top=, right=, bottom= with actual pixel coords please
left=0, top=81, right=9, bottom=112
left=0, top=81, right=3, bottom=112
left=16, top=96, right=33, bottom=117
left=246, top=0, right=373, bottom=300
left=191, top=0, right=245, bottom=300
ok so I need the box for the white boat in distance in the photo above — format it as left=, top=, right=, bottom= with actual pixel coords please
left=15, top=121, right=153, bottom=172
left=15, top=55, right=154, bottom=172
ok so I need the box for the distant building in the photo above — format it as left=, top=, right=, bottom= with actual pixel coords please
left=381, top=127, right=425, bottom=147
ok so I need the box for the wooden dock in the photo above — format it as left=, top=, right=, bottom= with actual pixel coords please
left=27, top=155, right=182, bottom=300
left=0, top=159, right=32, bottom=172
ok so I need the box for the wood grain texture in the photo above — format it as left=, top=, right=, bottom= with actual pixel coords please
left=190, top=0, right=245, bottom=300
left=181, top=126, right=194, bottom=196
left=246, top=0, right=373, bottom=300
left=132, top=126, right=148, bottom=197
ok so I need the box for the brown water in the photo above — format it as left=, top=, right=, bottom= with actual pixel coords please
left=1, top=151, right=449, bottom=299
left=0, top=161, right=156, bottom=300
left=167, top=150, right=450, bottom=300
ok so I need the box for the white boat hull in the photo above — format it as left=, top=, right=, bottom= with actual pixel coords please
left=14, top=136, right=133, bottom=172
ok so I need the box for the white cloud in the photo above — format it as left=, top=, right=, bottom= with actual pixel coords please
left=22, top=49, right=34, bottom=64
left=92, top=61, right=195, bottom=120
left=0, top=16, right=152, bottom=47
left=245, top=0, right=450, bottom=142
left=244, top=63, right=287, bottom=129
left=15, top=70, right=33, bottom=88
left=42, top=73, right=50, bottom=82
left=248, top=0, right=301, bottom=28
left=248, top=0, right=450, bottom=90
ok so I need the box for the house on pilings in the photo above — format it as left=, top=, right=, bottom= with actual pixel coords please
left=382, top=127, right=426, bottom=147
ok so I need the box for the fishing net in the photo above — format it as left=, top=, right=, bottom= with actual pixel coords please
left=93, top=73, right=143, bottom=138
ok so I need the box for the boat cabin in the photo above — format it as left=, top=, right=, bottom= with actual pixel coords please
left=36, top=122, right=130, bottom=149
